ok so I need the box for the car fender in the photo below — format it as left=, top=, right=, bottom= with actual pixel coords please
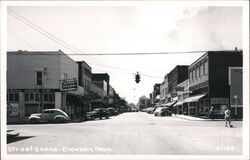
left=54, top=115, right=67, bottom=120
left=29, top=115, right=41, bottom=120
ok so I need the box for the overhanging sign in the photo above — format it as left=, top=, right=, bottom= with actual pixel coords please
left=61, top=79, right=77, bottom=91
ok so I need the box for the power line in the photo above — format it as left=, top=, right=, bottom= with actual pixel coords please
left=8, top=9, right=136, bottom=73
left=8, top=9, right=103, bottom=65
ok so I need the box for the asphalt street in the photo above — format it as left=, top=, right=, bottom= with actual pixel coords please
left=7, top=112, right=242, bottom=155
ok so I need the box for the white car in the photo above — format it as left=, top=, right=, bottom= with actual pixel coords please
left=29, top=109, right=70, bottom=124
left=154, top=107, right=171, bottom=116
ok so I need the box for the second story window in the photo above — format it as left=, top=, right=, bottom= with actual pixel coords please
left=36, top=71, right=43, bottom=86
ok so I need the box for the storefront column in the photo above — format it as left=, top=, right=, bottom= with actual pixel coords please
left=62, top=92, right=67, bottom=110
left=55, top=92, right=62, bottom=109
left=19, top=92, right=25, bottom=122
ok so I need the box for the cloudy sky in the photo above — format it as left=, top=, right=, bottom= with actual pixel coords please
left=7, top=3, right=243, bottom=104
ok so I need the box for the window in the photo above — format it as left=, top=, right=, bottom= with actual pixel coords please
left=25, top=93, right=29, bottom=101
left=35, top=94, right=40, bottom=101
left=189, top=72, right=192, bottom=82
left=9, top=93, right=13, bottom=101
left=198, top=65, right=201, bottom=77
left=196, top=67, right=199, bottom=79
left=36, top=71, right=43, bottom=85
left=44, top=94, right=48, bottom=102
left=63, top=73, right=68, bottom=80
left=204, top=59, right=208, bottom=75
left=200, top=64, right=203, bottom=76
left=30, top=93, right=34, bottom=101
left=14, top=93, right=19, bottom=101
left=192, top=69, right=195, bottom=80
left=49, top=94, right=53, bottom=102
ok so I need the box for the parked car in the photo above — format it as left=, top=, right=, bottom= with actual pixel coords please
left=86, top=108, right=110, bottom=120
left=29, top=109, right=70, bottom=124
left=154, top=107, right=172, bottom=116
left=107, top=107, right=119, bottom=116
left=145, top=107, right=156, bottom=114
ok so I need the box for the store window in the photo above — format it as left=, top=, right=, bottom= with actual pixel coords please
left=36, top=71, right=43, bottom=86
left=25, top=104, right=39, bottom=116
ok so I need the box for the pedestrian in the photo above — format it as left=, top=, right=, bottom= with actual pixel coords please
left=225, top=107, right=232, bottom=127
left=209, top=106, right=214, bottom=120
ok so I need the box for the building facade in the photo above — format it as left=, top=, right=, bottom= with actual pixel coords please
left=167, top=65, right=189, bottom=113
left=152, top=83, right=161, bottom=104
left=174, top=79, right=189, bottom=115
left=160, top=74, right=169, bottom=104
left=188, top=50, right=243, bottom=118
left=7, top=50, right=82, bottom=123
left=77, top=61, right=92, bottom=95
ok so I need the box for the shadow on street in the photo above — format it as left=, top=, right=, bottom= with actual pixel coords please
left=7, top=136, right=35, bottom=144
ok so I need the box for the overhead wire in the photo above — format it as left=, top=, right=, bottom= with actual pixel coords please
left=8, top=9, right=212, bottom=80
left=8, top=9, right=151, bottom=77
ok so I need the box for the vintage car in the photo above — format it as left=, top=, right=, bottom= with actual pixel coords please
left=106, top=107, right=119, bottom=116
left=29, top=109, right=70, bottom=124
left=154, top=107, right=172, bottom=117
left=86, top=108, right=110, bottom=120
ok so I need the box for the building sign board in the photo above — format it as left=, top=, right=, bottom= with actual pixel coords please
left=61, top=79, right=78, bottom=91
left=8, top=103, right=19, bottom=116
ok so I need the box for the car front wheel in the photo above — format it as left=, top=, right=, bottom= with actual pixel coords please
left=55, top=117, right=63, bottom=123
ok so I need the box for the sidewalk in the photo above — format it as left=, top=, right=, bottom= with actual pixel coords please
left=172, top=114, right=224, bottom=121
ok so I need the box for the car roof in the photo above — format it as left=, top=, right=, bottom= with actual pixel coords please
left=43, top=109, right=62, bottom=112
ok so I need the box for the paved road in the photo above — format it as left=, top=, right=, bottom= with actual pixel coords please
left=7, top=112, right=242, bottom=155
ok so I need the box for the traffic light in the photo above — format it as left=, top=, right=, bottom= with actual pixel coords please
left=135, top=72, right=141, bottom=83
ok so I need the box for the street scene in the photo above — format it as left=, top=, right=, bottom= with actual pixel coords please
left=7, top=112, right=242, bottom=154
left=2, top=2, right=248, bottom=160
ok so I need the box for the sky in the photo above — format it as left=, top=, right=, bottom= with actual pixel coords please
left=7, top=4, right=243, bottom=104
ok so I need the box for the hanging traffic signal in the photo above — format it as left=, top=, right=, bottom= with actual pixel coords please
left=135, top=72, right=141, bottom=83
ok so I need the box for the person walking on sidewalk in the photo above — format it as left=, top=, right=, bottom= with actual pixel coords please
left=209, top=106, right=215, bottom=120
left=225, top=107, right=231, bottom=127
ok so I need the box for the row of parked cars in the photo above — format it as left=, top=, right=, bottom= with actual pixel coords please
left=29, top=107, right=120, bottom=124
left=142, top=106, right=172, bottom=117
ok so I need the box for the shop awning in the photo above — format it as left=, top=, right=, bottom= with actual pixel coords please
left=173, top=101, right=184, bottom=106
left=183, top=94, right=207, bottom=103
left=166, top=101, right=177, bottom=107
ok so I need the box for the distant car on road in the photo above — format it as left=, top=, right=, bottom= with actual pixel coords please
left=86, top=108, right=110, bottom=120
left=29, top=109, right=70, bottom=124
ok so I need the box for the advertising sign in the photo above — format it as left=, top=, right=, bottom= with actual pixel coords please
left=8, top=103, right=19, bottom=116
left=61, top=79, right=78, bottom=91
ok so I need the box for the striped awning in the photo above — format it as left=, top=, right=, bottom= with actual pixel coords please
left=183, top=94, right=207, bottom=103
